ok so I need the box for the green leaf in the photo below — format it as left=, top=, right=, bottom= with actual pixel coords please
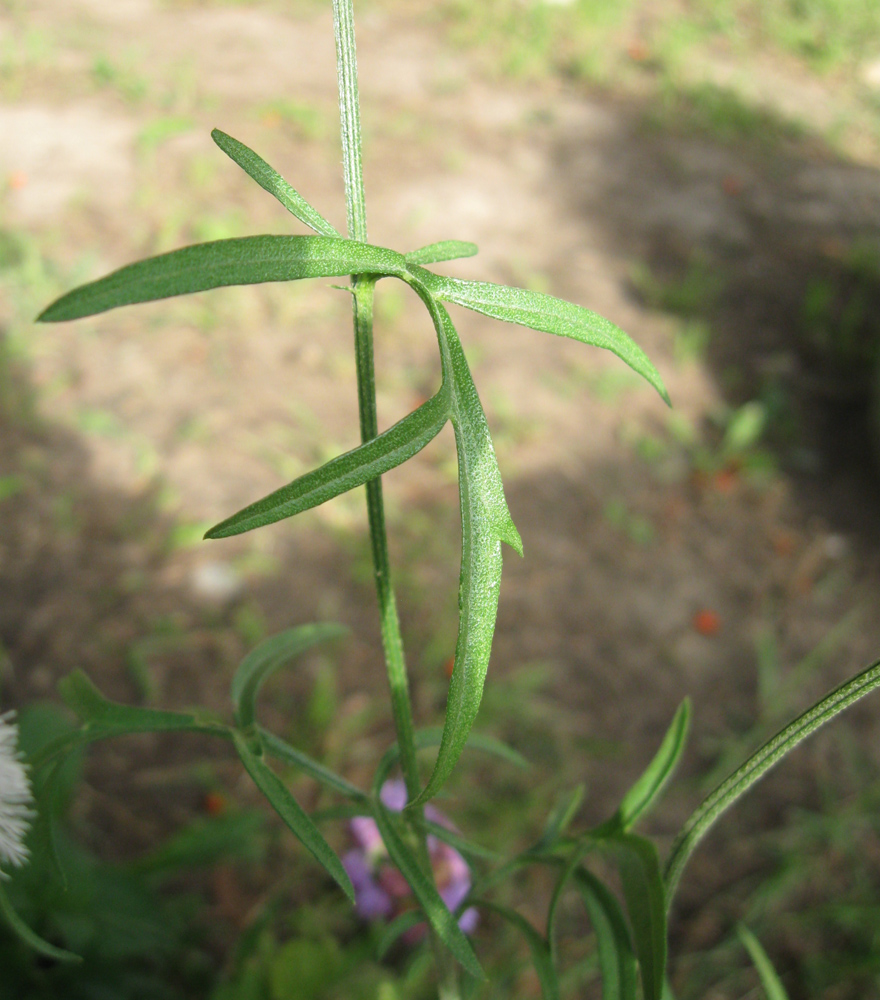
left=422, top=819, right=502, bottom=863
left=572, top=868, right=638, bottom=1000
left=206, top=389, right=450, bottom=538
left=231, top=731, right=354, bottom=903
left=617, top=699, right=690, bottom=831
left=664, top=658, right=880, bottom=905
left=57, top=670, right=226, bottom=741
left=737, top=924, right=790, bottom=1000
left=0, top=877, right=81, bottom=963
left=409, top=264, right=670, bottom=405
left=535, top=784, right=586, bottom=851
left=404, top=291, right=521, bottom=808
left=476, top=901, right=559, bottom=1000
left=38, top=236, right=407, bottom=321
left=376, top=910, right=424, bottom=959
left=405, top=240, right=479, bottom=265
left=211, top=128, right=341, bottom=237
left=547, top=843, right=588, bottom=963
left=611, top=833, right=667, bottom=1000
left=259, top=728, right=366, bottom=801
left=372, top=804, right=484, bottom=980
left=231, top=623, right=347, bottom=730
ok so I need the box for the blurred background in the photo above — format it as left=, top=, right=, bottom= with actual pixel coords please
left=3, top=0, right=880, bottom=997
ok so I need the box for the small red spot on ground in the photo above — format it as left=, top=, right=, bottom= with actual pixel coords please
left=203, top=791, right=227, bottom=816
left=692, top=609, right=721, bottom=636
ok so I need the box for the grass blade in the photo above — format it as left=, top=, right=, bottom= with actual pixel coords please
left=572, top=867, right=638, bottom=1000
left=664, top=658, right=880, bottom=905
left=206, top=389, right=450, bottom=538
left=616, top=699, right=690, bottom=831
left=612, top=833, right=667, bottom=1000
left=406, top=241, right=478, bottom=265
left=372, top=804, right=484, bottom=979
left=38, top=236, right=407, bottom=321
left=231, top=623, right=347, bottom=730
left=404, top=292, right=521, bottom=808
left=231, top=731, right=354, bottom=903
left=476, top=901, right=559, bottom=1000
left=410, top=265, right=669, bottom=405
left=737, top=924, right=790, bottom=1000
left=211, top=128, right=340, bottom=237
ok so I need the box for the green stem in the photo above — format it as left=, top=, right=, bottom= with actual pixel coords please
left=332, top=8, right=462, bottom=995
left=331, top=0, right=419, bottom=806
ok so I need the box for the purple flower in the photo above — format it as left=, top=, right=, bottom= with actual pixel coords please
left=342, top=780, right=478, bottom=939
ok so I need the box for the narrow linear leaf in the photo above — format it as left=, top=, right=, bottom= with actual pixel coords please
left=572, top=868, right=638, bottom=1000
left=423, top=819, right=502, bottom=863
left=476, top=901, right=559, bottom=1000
left=372, top=804, right=484, bottom=980
left=535, top=784, right=587, bottom=852
left=410, top=265, right=669, bottom=405
left=259, top=728, right=366, bottom=801
left=206, top=389, right=450, bottom=539
left=57, top=670, right=226, bottom=740
left=211, top=128, right=340, bottom=237
left=38, top=236, right=407, bottom=321
left=404, top=289, right=521, bottom=808
left=617, top=699, right=690, bottom=831
left=0, top=878, right=81, bottom=963
left=737, top=924, right=790, bottom=1000
left=405, top=240, right=479, bottom=265
left=612, top=833, right=667, bottom=1000
left=664, top=658, right=880, bottom=905
left=547, top=843, right=588, bottom=963
left=232, top=623, right=347, bottom=729
left=376, top=910, right=424, bottom=959
left=231, top=731, right=354, bottom=903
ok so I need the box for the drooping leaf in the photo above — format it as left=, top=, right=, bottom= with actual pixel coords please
left=400, top=291, right=520, bottom=809
left=231, top=623, right=347, bottom=730
left=231, top=731, right=354, bottom=903
left=206, top=389, right=450, bottom=538
left=547, top=843, right=588, bottom=963
left=409, top=264, right=670, bottom=405
left=259, top=728, right=366, bottom=801
left=0, top=878, right=81, bottom=963
left=372, top=804, right=484, bottom=980
left=737, top=924, right=790, bottom=1000
left=611, top=833, right=667, bottom=1000
left=38, top=236, right=407, bottom=321
left=616, top=699, right=690, bottom=831
left=211, top=128, right=341, bottom=237
left=405, top=240, right=479, bottom=265
left=573, top=867, right=638, bottom=1000
left=664, top=658, right=880, bottom=905
left=476, top=900, right=559, bottom=1000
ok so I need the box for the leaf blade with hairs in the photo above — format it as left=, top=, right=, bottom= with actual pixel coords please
left=211, top=128, right=341, bottom=237
left=38, top=236, right=407, bottom=321
left=206, top=389, right=450, bottom=539
left=410, top=265, right=669, bottom=405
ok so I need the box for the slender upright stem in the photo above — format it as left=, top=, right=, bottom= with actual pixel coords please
left=331, top=0, right=419, bottom=801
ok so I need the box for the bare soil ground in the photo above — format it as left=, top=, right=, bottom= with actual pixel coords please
left=3, top=2, right=880, bottom=997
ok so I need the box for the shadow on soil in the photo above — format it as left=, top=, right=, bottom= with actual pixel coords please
left=554, top=92, right=880, bottom=545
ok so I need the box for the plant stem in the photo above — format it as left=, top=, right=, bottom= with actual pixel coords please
left=332, top=8, right=464, bottom=996
left=331, top=0, right=420, bottom=804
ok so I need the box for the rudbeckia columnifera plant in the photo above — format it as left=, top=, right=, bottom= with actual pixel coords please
left=13, top=2, right=880, bottom=996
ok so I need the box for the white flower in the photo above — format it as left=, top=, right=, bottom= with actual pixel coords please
left=0, top=712, right=33, bottom=872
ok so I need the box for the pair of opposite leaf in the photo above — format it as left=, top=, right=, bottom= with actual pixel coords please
left=39, top=128, right=669, bottom=809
